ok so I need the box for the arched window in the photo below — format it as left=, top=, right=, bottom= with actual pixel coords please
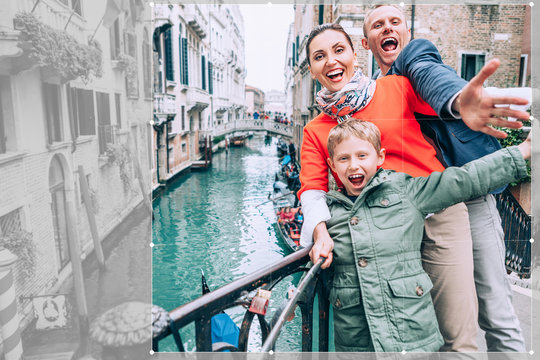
left=49, top=155, right=70, bottom=270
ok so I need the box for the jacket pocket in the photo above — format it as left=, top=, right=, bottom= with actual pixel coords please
left=366, top=193, right=403, bottom=229
left=387, top=272, right=440, bottom=344
left=329, top=286, right=373, bottom=350
left=448, top=121, right=484, bottom=143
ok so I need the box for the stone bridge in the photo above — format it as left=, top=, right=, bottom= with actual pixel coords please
left=212, top=119, right=293, bottom=138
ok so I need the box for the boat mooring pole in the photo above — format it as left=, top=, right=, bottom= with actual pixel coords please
left=78, top=165, right=105, bottom=268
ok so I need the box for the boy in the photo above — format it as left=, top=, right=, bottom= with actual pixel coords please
left=324, top=120, right=530, bottom=352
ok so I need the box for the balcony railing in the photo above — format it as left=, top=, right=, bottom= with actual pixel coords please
left=152, top=246, right=331, bottom=352
left=495, top=188, right=532, bottom=276
left=17, top=0, right=86, bottom=43
left=154, top=93, right=176, bottom=115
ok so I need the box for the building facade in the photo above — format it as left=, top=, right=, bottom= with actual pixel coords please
left=245, top=85, right=265, bottom=117
left=0, top=0, right=150, bottom=353
left=152, top=4, right=246, bottom=187
left=264, top=89, right=286, bottom=116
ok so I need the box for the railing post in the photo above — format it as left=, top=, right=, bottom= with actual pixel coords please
left=195, top=316, right=212, bottom=351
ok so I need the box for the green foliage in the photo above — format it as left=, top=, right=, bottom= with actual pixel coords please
left=212, top=135, right=225, bottom=144
left=15, top=12, right=103, bottom=83
left=106, top=143, right=132, bottom=191
left=497, top=118, right=531, bottom=185
left=0, top=230, right=36, bottom=281
left=116, top=53, right=138, bottom=96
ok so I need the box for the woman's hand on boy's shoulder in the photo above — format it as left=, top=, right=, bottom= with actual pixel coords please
left=310, top=222, right=334, bottom=269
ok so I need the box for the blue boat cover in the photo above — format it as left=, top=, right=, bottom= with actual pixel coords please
left=211, top=313, right=240, bottom=350
left=281, top=155, right=291, bottom=165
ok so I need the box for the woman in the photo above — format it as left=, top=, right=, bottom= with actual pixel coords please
left=298, top=23, right=479, bottom=352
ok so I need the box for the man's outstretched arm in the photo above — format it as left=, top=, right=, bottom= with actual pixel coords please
left=390, top=39, right=529, bottom=138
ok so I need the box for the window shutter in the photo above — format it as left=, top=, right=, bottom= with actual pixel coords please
left=201, top=55, right=206, bottom=90
left=208, top=61, right=213, bottom=95
left=182, top=38, right=189, bottom=85
left=296, top=35, right=299, bottom=63
left=164, top=28, right=174, bottom=82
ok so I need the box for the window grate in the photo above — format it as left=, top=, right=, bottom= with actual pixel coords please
left=0, top=208, right=22, bottom=237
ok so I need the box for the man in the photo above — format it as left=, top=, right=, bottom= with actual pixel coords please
left=361, top=4, right=527, bottom=352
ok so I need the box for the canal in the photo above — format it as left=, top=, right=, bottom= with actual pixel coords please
left=152, top=134, right=306, bottom=352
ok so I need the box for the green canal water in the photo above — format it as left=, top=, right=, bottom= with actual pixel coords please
left=152, top=134, right=308, bottom=352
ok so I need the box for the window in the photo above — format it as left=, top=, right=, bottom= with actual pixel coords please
left=0, top=87, right=5, bottom=154
left=181, top=37, right=189, bottom=85
left=164, top=28, right=174, bottom=82
left=0, top=76, right=15, bottom=154
left=201, top=55, right=206, bottom=90
left=43, top=83, right=63, bottom=144
left=0, top=208, right=22, bottom=237
left=115, top=93, right=122, bottom=128
left=143, top=28, right=152, bottom=99
left=110, top=19, right=121, bottom=60
left=69, top=88, right=95, bottom=136
left=461, top=54, right=485, bottom=81
left=178, top=25, right=183, bottom=85
left=208, top=61, right=213, bottom=95
left=124, top=32, right=139, bottom=98
left=96, top=92, right=112, bottom=154
left=519, top=54, right=528, bottom=87
left=296, top=35, right=299, bottom=63
left=59, top=0, right=82, bottom=16
left=181, top=142, right=187, bottom=153
left=181, top=105, right=185, bottom=131
left=49, top=155, right=70, bottom=270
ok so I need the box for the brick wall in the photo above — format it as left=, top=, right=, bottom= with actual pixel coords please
left=328, top=4, right=527, bottom=86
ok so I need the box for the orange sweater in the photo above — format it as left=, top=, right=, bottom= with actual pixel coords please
left=299, top=75, right=445, bottom=198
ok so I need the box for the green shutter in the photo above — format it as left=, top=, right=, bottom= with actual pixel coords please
left=164, top=29, right=174, bottom=81
left=208, top=61, right=213, bottom=95
left=182, top=38, right=189, bottom=85
left=202, top=55, right=206, bottom=90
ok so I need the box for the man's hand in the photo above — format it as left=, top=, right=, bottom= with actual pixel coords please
left=454, top=58, right=530, bottom=139
left=310, top=222, right=334, bottom=269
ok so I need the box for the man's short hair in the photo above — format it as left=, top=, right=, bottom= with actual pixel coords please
left=327, top=120, right=382, bottom=158
left=363, top=4, right=407, bottom=38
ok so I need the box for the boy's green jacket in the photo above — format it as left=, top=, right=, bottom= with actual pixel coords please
left=325, top=146, right=527, bottom=352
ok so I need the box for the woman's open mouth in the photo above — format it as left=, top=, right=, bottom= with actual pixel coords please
left=326, top=69, right=344, bottom=80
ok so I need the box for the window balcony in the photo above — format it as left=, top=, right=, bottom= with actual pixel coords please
left=154, top=93, right=177, bottom=115
left=185, top=6, right=207, bottom=39
left=186, top=88, right=210, bottom=112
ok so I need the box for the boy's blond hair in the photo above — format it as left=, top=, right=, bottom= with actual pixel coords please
left=327, top=120, right=382, bottom=158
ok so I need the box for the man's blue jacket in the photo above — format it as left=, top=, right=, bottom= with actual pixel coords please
left=385, top=39, right=503, bottom=172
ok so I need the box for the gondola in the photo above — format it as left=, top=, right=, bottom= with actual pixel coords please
left=270, top=172, right=302, bottom=252
left=276, top=138, right=289, bottom=157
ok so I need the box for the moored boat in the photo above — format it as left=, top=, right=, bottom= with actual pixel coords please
left=270, top=179, right=302, bottom=252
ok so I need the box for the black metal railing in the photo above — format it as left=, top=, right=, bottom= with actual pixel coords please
left=495, top=188, right=531, bottom=276
left=152, top=246, right=330, bottom=352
